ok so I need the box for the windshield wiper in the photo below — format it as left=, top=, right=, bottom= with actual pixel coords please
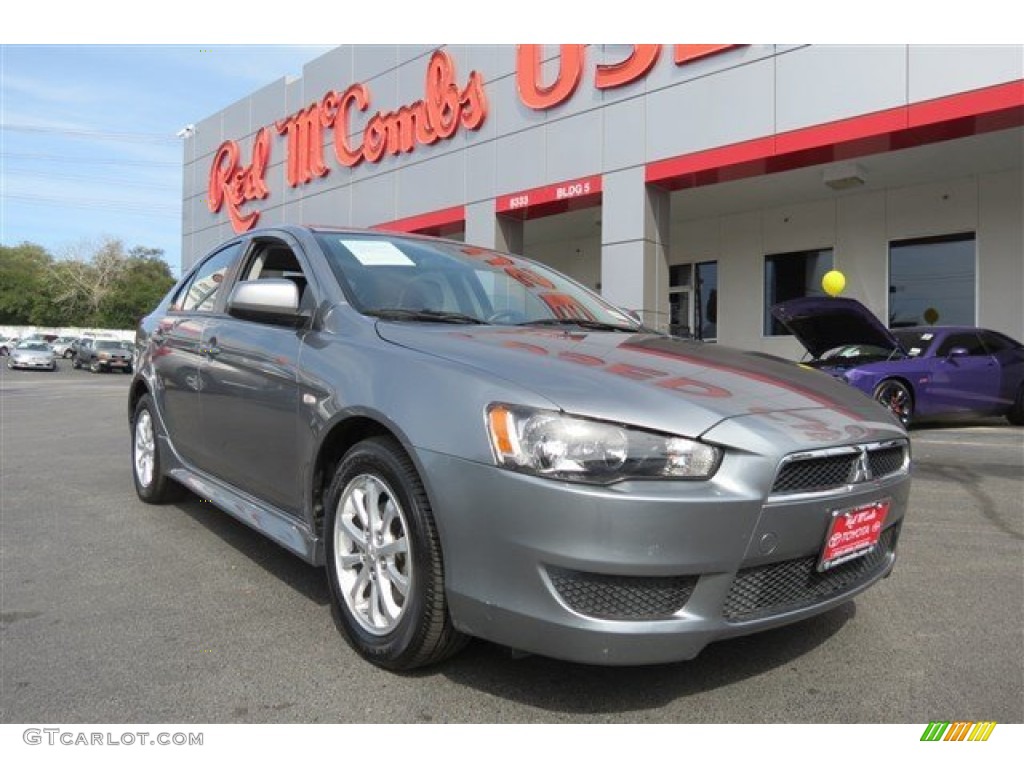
left=516, top=318, right=639, bottom=332
left=368, top=308, right=486, bottom=325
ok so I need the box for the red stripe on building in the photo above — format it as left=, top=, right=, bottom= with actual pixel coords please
left=496, top=174, right=603, bottom=220
left=372, top=205, right=465, bottom=237
left=647, top=79, right=1024, bottom=191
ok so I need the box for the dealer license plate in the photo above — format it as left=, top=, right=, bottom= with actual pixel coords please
left=818, top=499, right=890, bottom=572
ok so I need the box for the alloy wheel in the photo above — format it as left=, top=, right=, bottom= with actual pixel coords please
left=333, top=473, right=412, bottom=636
left=134, top=410, right=156, bottom=488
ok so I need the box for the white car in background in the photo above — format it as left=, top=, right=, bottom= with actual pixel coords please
left=0, top=336, right=20, bottom=356
left=50, top=336, right=82, bottom=359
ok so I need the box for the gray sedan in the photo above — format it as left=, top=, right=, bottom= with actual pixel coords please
left=7, top=341, right=57, bottom=371
left=129, top=226, right=911, bottom=670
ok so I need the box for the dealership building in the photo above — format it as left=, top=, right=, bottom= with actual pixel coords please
left=182, top=44, right=1024, bottom=355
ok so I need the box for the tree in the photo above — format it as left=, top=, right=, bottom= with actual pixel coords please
left=0, top=243, right=52, bottom=324
left=0, top=237, right=175, bottom=329
left=52, top=238, right=128, bottom=324
left=99, top=251, right=176, bottom=328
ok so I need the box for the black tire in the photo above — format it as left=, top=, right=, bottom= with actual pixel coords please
left=63, top=349, right=74, bottom=359
left=89, top=360, right=101, bottom=373
left=324, top=436, right=466, bottom=670
left=131, top=394, right=185, bottom=504
left=1007, top=384, right=1024, bottom=426
left=873, top=379, right=914, bottom=427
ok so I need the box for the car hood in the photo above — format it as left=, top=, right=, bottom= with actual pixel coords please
left=375, top=323, right=902, bottom=448
left=13, top=349, right=53, bottom=358
left=771, top=297, right=902, bottom=359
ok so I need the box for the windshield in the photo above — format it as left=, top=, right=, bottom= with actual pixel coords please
left=893, top=330, right=937, bottom=358
left=315, top=233, right=640, bottom=330
left=17, top=342, right=50, bottom=351
left=818, top=344, right=896, bottom=362
left=95, top=341, right=123, bottom=350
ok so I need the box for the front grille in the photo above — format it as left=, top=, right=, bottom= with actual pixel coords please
left=722, top=525, right=897, bottom=622
left=869, top=446, right=905, bottom=478
left=771, top=441, right=908, bottom=496
left=548, top=567, right=698, bottom=620
left=772, top=454, right=856, bottom=494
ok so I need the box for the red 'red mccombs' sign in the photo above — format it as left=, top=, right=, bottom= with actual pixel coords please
left=208, top=51, right=488, bottom=233
left=207, top=45, right=739, bottom=233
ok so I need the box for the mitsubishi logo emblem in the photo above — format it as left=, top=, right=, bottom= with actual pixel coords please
left=851, top=448, right=873, bottom=483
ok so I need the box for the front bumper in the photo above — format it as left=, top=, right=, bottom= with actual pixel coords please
left=9, top=358, right=56, bottom=369
left=418, top=448, right=909, bottom=666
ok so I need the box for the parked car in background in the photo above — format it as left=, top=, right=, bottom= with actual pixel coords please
left=0, top=336, right=19, bottom=356
left=73, top=338, right=133, bottom=373
left=129, top=226, right=911, bottom=671
left=19, top=333, right=58, bottom=345
left=771, top=296, right=1024, bottom=427
left=7, top=340, right=57, bottom=371
left=50, top=336, right=81, bottom=359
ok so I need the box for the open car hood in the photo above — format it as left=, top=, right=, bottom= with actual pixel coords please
left=771, top=297, right=903, bottom=359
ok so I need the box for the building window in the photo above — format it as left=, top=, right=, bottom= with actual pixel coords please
left=669, top=261, right=718, bottom=341
left=668, top=264, right=692, bottom=338
left=695, top=261, right=718, bottom=342
left=889, top=233, right=975, bottom=328
left=764, top=248, right=834, bottom=336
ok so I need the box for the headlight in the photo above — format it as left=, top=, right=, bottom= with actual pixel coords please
left=486, top=404, right=722, bottom=483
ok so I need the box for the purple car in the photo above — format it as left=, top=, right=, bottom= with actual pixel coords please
left=772, top=297, right=1024, bottom=427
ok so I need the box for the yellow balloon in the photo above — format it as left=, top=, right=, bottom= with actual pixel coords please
left=822, top=270, right=846, bottom=297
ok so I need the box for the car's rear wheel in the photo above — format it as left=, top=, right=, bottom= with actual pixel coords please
left=131, top=394, right=184, bottom=504
left=873, top=379, right=914, bottom=427
left=63, top=350, right=74, bottom=359
left=324, top=436, right=466, bottom=670
left=1008, top=384, right=1024, bottom=426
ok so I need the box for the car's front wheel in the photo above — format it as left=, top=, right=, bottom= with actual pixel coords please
left=131, top=394, right=184, bottom=504
left=89, top=360, right=101, bottom=373
left=324, top=437, right=466, bottom=670
left=873, top=379, right=914, bottom=427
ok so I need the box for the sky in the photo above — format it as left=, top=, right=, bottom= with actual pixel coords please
left=2, top=44, right=333, bottom=276
left=0, top=3, right=1012, bottom=278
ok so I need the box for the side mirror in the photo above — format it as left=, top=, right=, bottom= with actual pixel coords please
left=946, top=346, right=969, bottom=359
left=227, top=279, right=300, bottom=322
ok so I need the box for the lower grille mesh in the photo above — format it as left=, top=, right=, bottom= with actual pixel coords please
left=548, top=568, right=698, bottom=620
left=722, top=526, right=897, bottom=622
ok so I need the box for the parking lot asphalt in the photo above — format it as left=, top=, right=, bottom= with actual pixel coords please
left=1, top=364, right=1021, bottom=724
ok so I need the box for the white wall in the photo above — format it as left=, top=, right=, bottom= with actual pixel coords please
left=525, top=234, right=602, bottom=292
